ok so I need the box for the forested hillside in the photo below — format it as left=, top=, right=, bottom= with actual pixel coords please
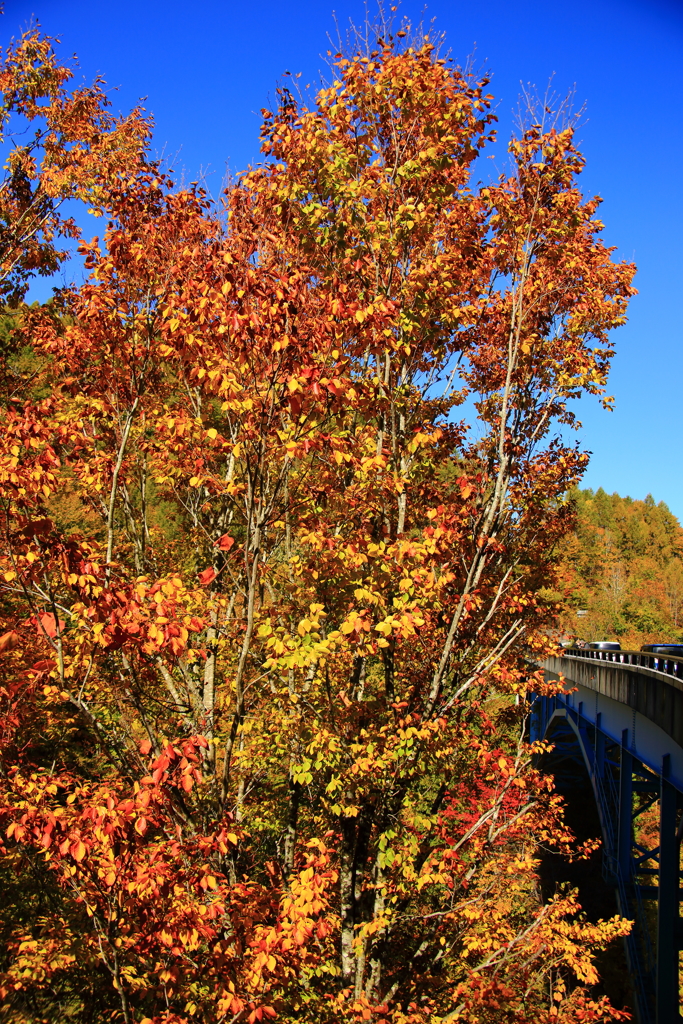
left=558, top=489, right=683, bottom=648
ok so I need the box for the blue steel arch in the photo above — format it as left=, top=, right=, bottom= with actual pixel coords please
left=533, top=650, right=683, bottom=1024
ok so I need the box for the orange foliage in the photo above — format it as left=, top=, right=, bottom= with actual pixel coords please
left=0, top=19, right=636, bottom=1024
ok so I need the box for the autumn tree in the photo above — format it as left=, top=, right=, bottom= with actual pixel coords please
left=0, top=18, right=636, bottom=1024
left=0, top=24, right=151, bottom=306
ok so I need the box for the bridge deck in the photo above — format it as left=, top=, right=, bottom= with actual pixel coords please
left=545, top=651, right=683, bottom=783
left=549, top=650, right=683, bottom=731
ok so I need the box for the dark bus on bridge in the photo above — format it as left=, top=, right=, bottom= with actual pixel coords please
left=640, top=643, right=683, bottom=656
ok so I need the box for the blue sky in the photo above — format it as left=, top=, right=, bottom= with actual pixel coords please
left=4, top=0, right=683, bottom=516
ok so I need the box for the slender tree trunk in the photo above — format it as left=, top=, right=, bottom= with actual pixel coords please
left=105, top=396, right=139, bottom=578
left=220, top=544, right=260, bottom=807
left=283, top=775, right=301, bottom=876
left=202, top=605, right=218, bottom=769
left=340, top=819, right=357, bottom=983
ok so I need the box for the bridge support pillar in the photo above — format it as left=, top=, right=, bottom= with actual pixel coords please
left=619, top=730, right=633, bottom=882
left=595, top=712, right=604, bottom=778
left=656, top=754, right=681, bottom=1023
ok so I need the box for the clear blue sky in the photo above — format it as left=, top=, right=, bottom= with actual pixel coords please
left=4, top=0, right=683, bottom=517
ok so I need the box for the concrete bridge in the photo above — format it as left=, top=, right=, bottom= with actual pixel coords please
left=533, top=647, right=683, bottom=1024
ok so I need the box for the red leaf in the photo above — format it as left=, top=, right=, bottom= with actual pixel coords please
left=139, top=739, right=152, bottom=755
left=38, top=612, right=65, bottom=639
left=31, top=658, right=56, bottom=673
left=288, top=395, right=301, bottom=417
left=135, top=816, right=148, bottom=835
left=0, top=630, right=19, bottom=653
left=216, top=534, right=235, bottom=551
left=198, top=566, right=217, bottom=586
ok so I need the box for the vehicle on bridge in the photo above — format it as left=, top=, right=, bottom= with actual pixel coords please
left=641, top=643, right=683, bottom=656
left=586, top=640, right=621, bottom=651
left=638, top=643, right=683, bottom=672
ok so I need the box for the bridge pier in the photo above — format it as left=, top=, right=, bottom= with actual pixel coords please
left=618, top=730, right=633, bottom=883
left=656, top=755, right=680, bottom=1024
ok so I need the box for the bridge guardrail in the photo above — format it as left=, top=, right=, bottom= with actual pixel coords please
left=564, top=646, right=683, bottom=681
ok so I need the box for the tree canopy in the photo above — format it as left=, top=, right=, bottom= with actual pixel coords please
left=0, top=20, right=636, bottom=1024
